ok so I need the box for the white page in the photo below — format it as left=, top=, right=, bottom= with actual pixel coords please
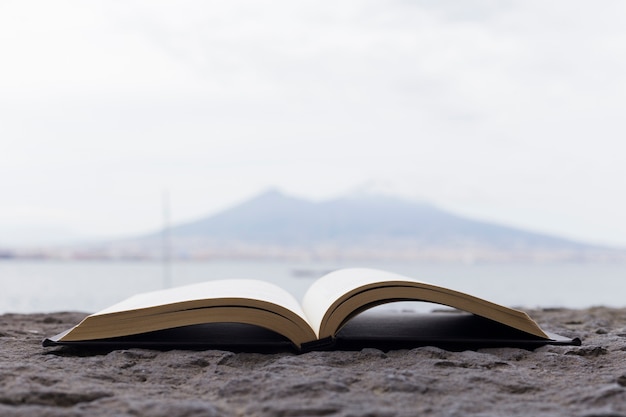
left=301, top=268, right=424, bottom=336
left=94, top=279, right=307, bottom=321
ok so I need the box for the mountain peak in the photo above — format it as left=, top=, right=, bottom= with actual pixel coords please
left=165, top=188, right=588, bottom=252
left=344, top=180, right=427, bottom=204
left=250, top=187, right=286, bottom=199
left=245, top=188, right=309, bottom=207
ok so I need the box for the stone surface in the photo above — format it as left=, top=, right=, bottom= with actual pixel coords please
left=1, top=308, right=626, bottom=417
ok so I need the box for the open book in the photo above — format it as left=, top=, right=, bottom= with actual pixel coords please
left=43, top=268, right=579, bottom=351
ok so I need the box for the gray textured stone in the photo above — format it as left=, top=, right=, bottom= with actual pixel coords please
left=1, top=308, right=625, bottom=416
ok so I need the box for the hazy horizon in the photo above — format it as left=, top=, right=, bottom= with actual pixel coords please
left=2, top=187, right=623, bottom=252
left=2, top=1, right=626, bottom=248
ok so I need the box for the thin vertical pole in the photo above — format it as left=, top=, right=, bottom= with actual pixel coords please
left=162, top=189, right=171, bottom=288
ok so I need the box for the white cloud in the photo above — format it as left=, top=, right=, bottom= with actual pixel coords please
left=0, top=0, right=625, bottom=245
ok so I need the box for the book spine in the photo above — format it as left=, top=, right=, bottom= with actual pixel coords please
left=300, top=336, right=335, bottom=353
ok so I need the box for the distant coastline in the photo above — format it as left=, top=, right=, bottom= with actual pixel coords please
left=1, top=242, right=625, bottom=263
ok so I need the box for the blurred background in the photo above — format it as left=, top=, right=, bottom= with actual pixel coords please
left=1, top=0, right=625, bottom=313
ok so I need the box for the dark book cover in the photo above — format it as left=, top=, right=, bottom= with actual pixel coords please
left=43, top=311, right=580, bottom=353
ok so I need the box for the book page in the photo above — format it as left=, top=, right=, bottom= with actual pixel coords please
left=301, top=268, right=548, bottom=340
left=94, top=279, right=308, bottom=321
left=301, top=268, right=417, bottom=337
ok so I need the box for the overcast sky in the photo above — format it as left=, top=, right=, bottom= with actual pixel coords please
left=1, top=0, right=625, bottom=247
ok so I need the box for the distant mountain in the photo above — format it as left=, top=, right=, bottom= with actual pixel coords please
left=166, top=189, right=587, bottom=250
left=6, top=189, right=621, bottom=262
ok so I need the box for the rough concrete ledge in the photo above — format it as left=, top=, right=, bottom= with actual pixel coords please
left=1, top=308, right=625, bottom=417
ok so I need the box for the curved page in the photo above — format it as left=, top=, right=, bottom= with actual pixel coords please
left=95, top=279, right=305, bottom=317
left=301, top=268, right=548, bottom=340
left=302, top=268, right=410, bottom=337
left=62, top=279, right=316, bottom=346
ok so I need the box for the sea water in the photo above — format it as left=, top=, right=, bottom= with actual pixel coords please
left=0, top=259, right=624, bottom=314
